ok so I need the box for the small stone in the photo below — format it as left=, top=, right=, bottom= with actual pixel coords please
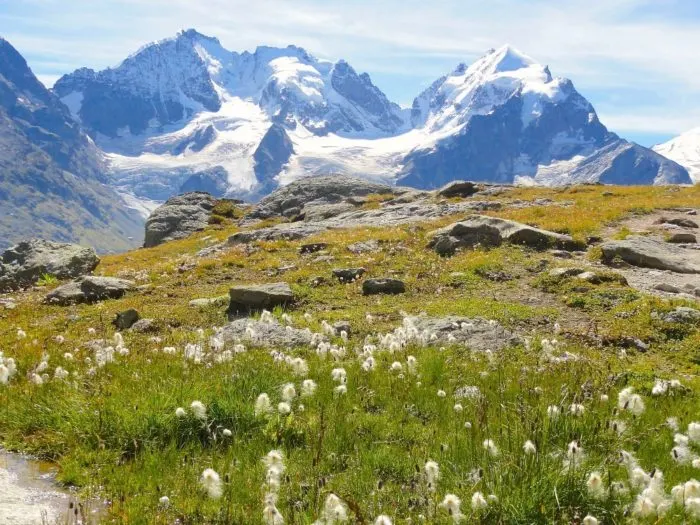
left=189, top=296, right=229, bottom=308
left=662, top=217, right=698, bottom=229
left=130, top=318, right=157, bottom=333
left=299, top=243, right=329, bottom=254
left=576, top=271, right=601, bottom=284
left=332, top=268, right=366, bottom=282
left=667, top=232, right=697, bottom=243
left=688, top=210, right=698, bottom=216
left=662, top=306, right=700, bottom=323
left=363, top=278, right=406, bottom=295
left=549, top=267, right=586, bottom=278
left=347, top=240, right=381, bottom=254
left=654, top=283, right=681, bottom=293
left=550, top=250, right=573, bottom=259
left=113, top=309, right=140, bottom=330
left=333, top=321, right=351, bottom=336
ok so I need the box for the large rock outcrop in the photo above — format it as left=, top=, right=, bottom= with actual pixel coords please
left=227, top=282, right=295, bottom=316
left=601, top=236, right=700, bottom=274
left=428, top=215, right=582, bottom=256
left=144, top=192, right=216, bottom=247
left=45, top=276, right=135, bottom=305
left=0, top=239, right=99, bottom=291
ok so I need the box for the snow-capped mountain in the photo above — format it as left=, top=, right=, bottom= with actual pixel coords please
left=52, top=31, right=692, bottom=211
left=653, top=128, right=700, bottom=183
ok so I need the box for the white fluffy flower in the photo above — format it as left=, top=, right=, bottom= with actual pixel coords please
left=483, top=439, right=499, bottom=457
left=586, top=471, right=606, bottom=499
left=582, top=515, right=599, bottom=525
left=424, top=460, right=439, bottom=491
left=255, top=393, right=272, bottom=417
left=523, top=440, right=537, bottom=455
left=471, top=491, right=488, bottom=510
left=301, top=379, right=317, bottom=397
left=190, top=400, right=206, bottom=420
left=278, top=402, right=291, bottom=415
left=199, top=468, right=222, bottom=499
left=374, top=516, right=392, bottom=525
left=281, top=383, right=296, bottom=402
left=688, top=422, right=700, bottom=444
left=175, top=407, right=186, bottom=418
left=439, top=494, right=463, bottom=522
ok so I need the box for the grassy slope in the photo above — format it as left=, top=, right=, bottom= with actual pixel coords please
left=0, top=185, right=699, bottom=523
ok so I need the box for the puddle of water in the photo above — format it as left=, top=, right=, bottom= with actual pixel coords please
left=0, top=450, right=102, bottom=524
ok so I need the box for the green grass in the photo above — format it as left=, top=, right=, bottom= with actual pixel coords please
left=1, top=185, right=699, bottom=523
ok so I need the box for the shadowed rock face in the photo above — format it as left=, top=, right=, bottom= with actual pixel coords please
left=45, top=276, right=135, bottom=305
left=227, top=282, right=294, bottom=316
left=0, top=239, right=99, bottom=292
left=0, top=38, right=144, bottom=252
left=253, top=124, right=295, bottom=194
left=143, top=192, right=216, bottom=247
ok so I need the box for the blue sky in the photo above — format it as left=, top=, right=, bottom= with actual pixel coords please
left=2, top=0, right=699, bottom=146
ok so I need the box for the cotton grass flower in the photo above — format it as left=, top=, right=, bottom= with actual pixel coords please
left=175, top=407, right=186, bottom=418
left=569, top=403, right=585, bottom=417
left=222, top=428, right=232, bottom=437
left=321, top=493, right=348, bottom=522
left=390, top=361, right=403, bottom=372
left=618, top=387, right=645, bottom=416
left=255, top=393, right=273, bottom=417
left=453, top=403, right=463, bottom=413
left=424, top=460, right=439, bottom=491
left=582, top=515, right=599, bottom=525
left=547, top=405, right=560, bottom=419
left=301, top=379, right=317, bottom=397
left=199, top=468, right=222, bottom=499
left=483, top=439, right=499, bottom=457
left=439, top=494, right=463, bottom=522
left=331, top=368, right=347, bottom=383
left=374, top=516, right=392, bottom=525
left=190, top=400, right=206, bottom=420
left=289, top=357, right=308, bottom=376
left=334, top=384, right=347, bottom=396
left=586, top=471, right=606, bottom=499
left=437, top=389, right=446, bottom=398
left=278, top=402, right=291, bottom=415
left=53, top=367, right=69, bottom=380
left=523, top=440, right=537, bottom=455
left=281, top=383, right=296, bottom=402
left=689, top=422, right=700, bottom=443
left=471, top=491, right=488, bottom=511
left=159, top=495, right=170, bottom=507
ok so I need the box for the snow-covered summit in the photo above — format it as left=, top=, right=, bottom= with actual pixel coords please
left=653, top=128, right=700, bottom=183
left=51, top=36, right=692, bottom=208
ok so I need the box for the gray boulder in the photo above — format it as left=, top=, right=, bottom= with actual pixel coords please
left=220, top=319, right=315, bottom=348
left=248, top=175, right=395, bottom=220
left=404, top=316, right=521, bottom=352
left=662, top=307, right=700, bottom=323
left=303, top=203, right=357, bottom=222
left=113, top=309, right=140, bottom=330
left=429, top=215, right=581, bottom=256
left=45, top=276, right=135, bottom=305
left=229, top=223, right=327, bottom=244
left=363, top=278, right=406, bottom=295
left=667, top=233, right=697, bottom=244
left=228, top=282, right=294, bottom=315
left=144, top=192, right=216, bottom=247
left=348, top=240, right=381, bottom=254
left=436, top=181, right=480, bottom=198
left=0, top=239, right=99, bottom=291
left=601, top=236, right=700, bottom=274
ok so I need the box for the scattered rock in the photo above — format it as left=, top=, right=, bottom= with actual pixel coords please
left=0, top=239, right=99, bottom=292
left=662, top=306, right=700, bottom=323
left=658, top=217, right=698, bottom=229
left=313, top=255, right=335, bottom=264
left=299, top=243, right=329, bottom=254
left=436, top=180, right=480, bottom=198
left=347, top=239, right=381, bottom=254
left=45, top=276, right=135, bottom=306
left=229, top=224, right=327, bottom=244
left=688, top=210, right=698, bottom=216
left=601, top=236, right=700, bottom=273
left=332, top=268, right=366, bottom=282
left=586, top=236, right=603, bottom=245
left=404, top=316, right=521, bottom=352
left=0, top=298, right=16, bottom=310
left=220, top=319, right=315, bottom=348
left=189, top=296, right=229, bottom=308
left=130, top=318, right=157, bottom=333
left=113, top=309, right=140, bottom=330
left=429, top=215, right=581, bottom=256
left=667, top=232, right=697, bottom=243
left=576, top=271, right=601, bottom=284
left=653, top=283, right=681, bottom=293
left=144, top=192, right=216, bottom=248
left=550, top=250, right=573, bottom=259
left=363, top=278, right=406, bottom=295
left=228, top=282, right=294, bottom=315
left=333, top=321, right=351, bottom=336
left=303, top=203, right=357, bottom=222
left=549, top=267, right=587, bottom=278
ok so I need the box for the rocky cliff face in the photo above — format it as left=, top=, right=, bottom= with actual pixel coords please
left=0, top=38, right=143, bottom=252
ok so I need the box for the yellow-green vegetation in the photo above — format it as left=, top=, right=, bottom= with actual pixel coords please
left=1, top=185, right=699, bottom=523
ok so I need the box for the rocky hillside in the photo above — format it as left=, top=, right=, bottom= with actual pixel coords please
left=0, top=180, right=699, bottom=523
left=0, top=37, right=144, bottom=252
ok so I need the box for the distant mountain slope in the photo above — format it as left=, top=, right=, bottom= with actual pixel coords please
left=0, top=37, right=143, bottom=252
left=653, top=128, right=700, bottom=183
